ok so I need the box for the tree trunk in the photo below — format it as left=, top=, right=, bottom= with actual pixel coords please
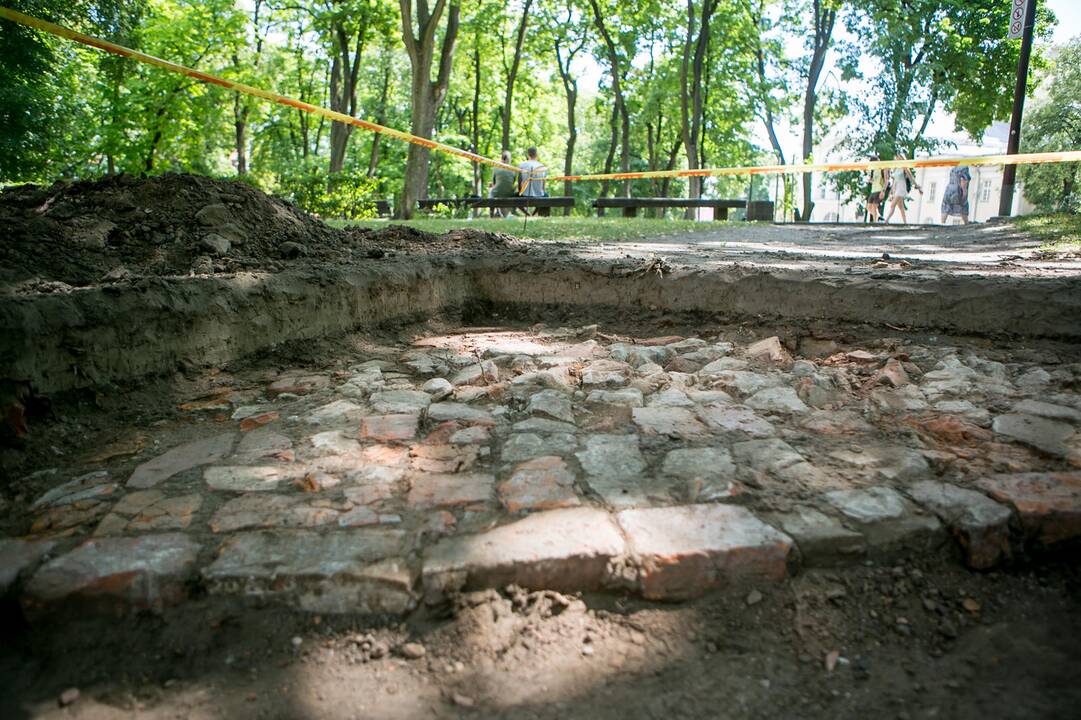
left=554, top=30, right=583, bottom=211
left=399, top=1, right=462, bottom=219
left=799, top=2, right=835, bottom=222
left=329, top=16, right=369, bottom=175
left=471, top=34, right=482, bottom=194
left=501, top=0, right=534, bottom=152
left=588, top=0, right=630, bottom=196
left=598, top=101, right=619, bottom=203
left=368, top=51, right=392, bottom=178
left=233, top=91, right=248, bottom=176
left=680, top=0, right=715, bottom=217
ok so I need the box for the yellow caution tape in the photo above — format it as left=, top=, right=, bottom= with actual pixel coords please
left=548, top=150, right=1081, bottom=182
left=3, top=7, right=1079, bottom=186
left=0, top=7, right=519, bottom=172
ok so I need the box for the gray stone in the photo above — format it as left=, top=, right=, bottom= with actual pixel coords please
left=580, top=359, right=633, bottom=387
left=528, top=389, right=575, bottom=424
left=1011, top=399, right=1081, bottom=425
left=647, top=389, right=695, bottom=407
left=205, top=465, right=302, bottom=492
left=204, top=529, right=414, bottom=614
left=934, top=400, right=991, bottom=426
left=732, top=439, right=821, bottom=485
left=905, top=481, right=1011, bottom=569
left=824, top=486, right=945, bottom=558
left=31, top=471, right=115, bottom=510
left=586, top=388, right=645, bottom=408
left=427, top=402, right=496, bottom=424
left=0, top=539, right=55, bottom=595
left=195, top=203, right=232, bottom=226
left=233, top=430, right=292, bottom=462
left=421, top=377, right=454, bottom=400
left=685, top=389, right=734, bottom=405
left=829, top=445, right=931, bottom=482
left=449, top=426, right=490, bottom=444
left=310, top=430, right=362, bottom=455
left=1016, top=367, right=1051, bottom=390
left=992, top=413, right=1076, bottom=457
left=129, top=433, right=235, bottom=489
left=632, top=407, right=709, bottom=439
left=576, top=435, right=646, bottom=480
left=422, top=507, right=625, bottom=597
left=200, top=233, right=231, bottom=256
left=871, top=385, right=929, bottom=413
left=305, top=400, right=366, bottom=426
left=370, top=390, right=431, bottom=414
left=696, top=405, right=776, bottom=437
left=660, top=448, right=738, bottom=502
left=451, top=361, right=499, bottom=387
left=616, top=504, right=794, bottom=600
left=608, top=343, right=674, bottom=368
left=705, top=370, right=781, bottom=397
left=23, top=534, right=200, bottom=613
left=745, top=387, right=810, bottom=414
left=209, top=494, right=342, bottom=533
left=766, top=508, right=864, bottom=566
left=501, top=432, right=578, bottom=462
left=512, top=417, right=577, bottom=434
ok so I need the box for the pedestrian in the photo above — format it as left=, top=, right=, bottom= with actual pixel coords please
left=866, top=156, right=888, bottom=223
left=940, top=165, right=971, bottom=224
left=885, top=153, right=922, bottom=224
left=488, top=150, right=518, bottom=217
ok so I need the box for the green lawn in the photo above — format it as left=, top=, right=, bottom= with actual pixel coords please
left=1014, top=213, right=1081, bottom=252
left=333, top=215, right=716, bottom=242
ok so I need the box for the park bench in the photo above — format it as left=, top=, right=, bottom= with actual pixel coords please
left=418, top=196, right=575, bottom=216
left=594, top=197, right=774, bottom=221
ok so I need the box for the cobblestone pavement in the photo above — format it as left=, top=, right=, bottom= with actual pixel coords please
left=3, top=325, right=1081, bottom=617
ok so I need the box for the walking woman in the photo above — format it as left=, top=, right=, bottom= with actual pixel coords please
left=885, top=153, right=922, bottom=224
left=940, top=165, right=971, bottom=224
left=866, top=156, right=888, bottom=223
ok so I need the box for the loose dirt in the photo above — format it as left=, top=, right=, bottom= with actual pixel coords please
left=2, top=559, right=1079, bottom=719
left=0, top=173, right=513, bottom=291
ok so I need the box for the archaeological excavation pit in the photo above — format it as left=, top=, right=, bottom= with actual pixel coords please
left=2, top=175, right=1081, bottom=717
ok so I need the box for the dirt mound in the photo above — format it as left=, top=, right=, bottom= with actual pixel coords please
left=0, top=173, right=513, bottom=291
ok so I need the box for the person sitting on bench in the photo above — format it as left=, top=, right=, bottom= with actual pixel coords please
left=488, top=150, right=519, bottom=217
left=518, top=147, right=548, bottom=200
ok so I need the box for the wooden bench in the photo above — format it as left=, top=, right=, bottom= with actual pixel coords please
left=594, top=197, right=774, bottom=221
left=418, top=196, right=575, bottom=216
left=347, top=199, right=391, bottom=217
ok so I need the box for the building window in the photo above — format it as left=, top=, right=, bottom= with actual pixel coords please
left=927, top=181, right=937, bottom=200
left=818, top=184, right=827, bottom=199
left=980, top=179, right=993, bottom=202
left=824, top=211, right=838, bottom=222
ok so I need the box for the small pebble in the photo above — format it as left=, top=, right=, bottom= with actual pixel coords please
left=58, top=688, right=80, bottom=707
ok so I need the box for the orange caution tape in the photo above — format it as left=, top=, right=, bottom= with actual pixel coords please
left=0, top=7, right=519, bottom=172
left=4, top=7, right=1079, bottom=185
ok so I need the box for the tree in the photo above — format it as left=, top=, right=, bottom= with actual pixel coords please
left=1021, top=39, right=1081, bottom=213
left=680, top=0, right=716, bottom=213
left=587, top=0, right=632, bottom=197
left=545, top=1, right=587, bottom=203
left=797, top=0, right=838, bottom=221
left=399, top=0, right=461, bottom=218
left=500, top=0, right=534, bottom=152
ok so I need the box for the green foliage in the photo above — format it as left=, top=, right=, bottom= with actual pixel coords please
left=0, top=0, right=1065, bottom=223
left=1014, top=213, right=1081, bottom=252
left=1020, top=40, right=1081, bottom=213
left=279, top=162, right=382, bottom=219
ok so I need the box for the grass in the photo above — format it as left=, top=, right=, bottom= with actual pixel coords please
left=332, top=215, right=715, bottom=242
left=1014, top=213, right=1081, bottom=252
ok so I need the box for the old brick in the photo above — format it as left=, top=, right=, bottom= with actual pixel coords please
left=975, top=472, right=1081, bottom=545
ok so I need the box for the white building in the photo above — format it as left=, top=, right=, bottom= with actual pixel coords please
left=807, top=123, right=1037, bottom=224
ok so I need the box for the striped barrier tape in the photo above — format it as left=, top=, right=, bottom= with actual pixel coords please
left=0, top=7, right=519, bottom=172
left=3, top=7, right=1080, bottom=185
left=548, top=150, right=1081, bottom=182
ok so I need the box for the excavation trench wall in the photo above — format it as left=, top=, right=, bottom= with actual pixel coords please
left=2, top=256, right=1081, bottom=395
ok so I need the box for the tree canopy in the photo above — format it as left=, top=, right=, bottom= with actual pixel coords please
left=0, top=0, right=1061, bottom=218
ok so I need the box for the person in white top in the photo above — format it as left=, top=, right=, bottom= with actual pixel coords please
left=517, top=147, right=548, bottom=198
left=885, top=153, right=922, bottom=224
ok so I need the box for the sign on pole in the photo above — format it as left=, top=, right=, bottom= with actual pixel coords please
left=1008, top=0, right=1028, bottom=39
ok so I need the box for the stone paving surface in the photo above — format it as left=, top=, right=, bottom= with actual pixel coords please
left=5, top=325, right=1081, bottom=616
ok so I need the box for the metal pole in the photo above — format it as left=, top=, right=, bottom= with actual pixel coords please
left=998, top=0, right=1038, bottom=217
